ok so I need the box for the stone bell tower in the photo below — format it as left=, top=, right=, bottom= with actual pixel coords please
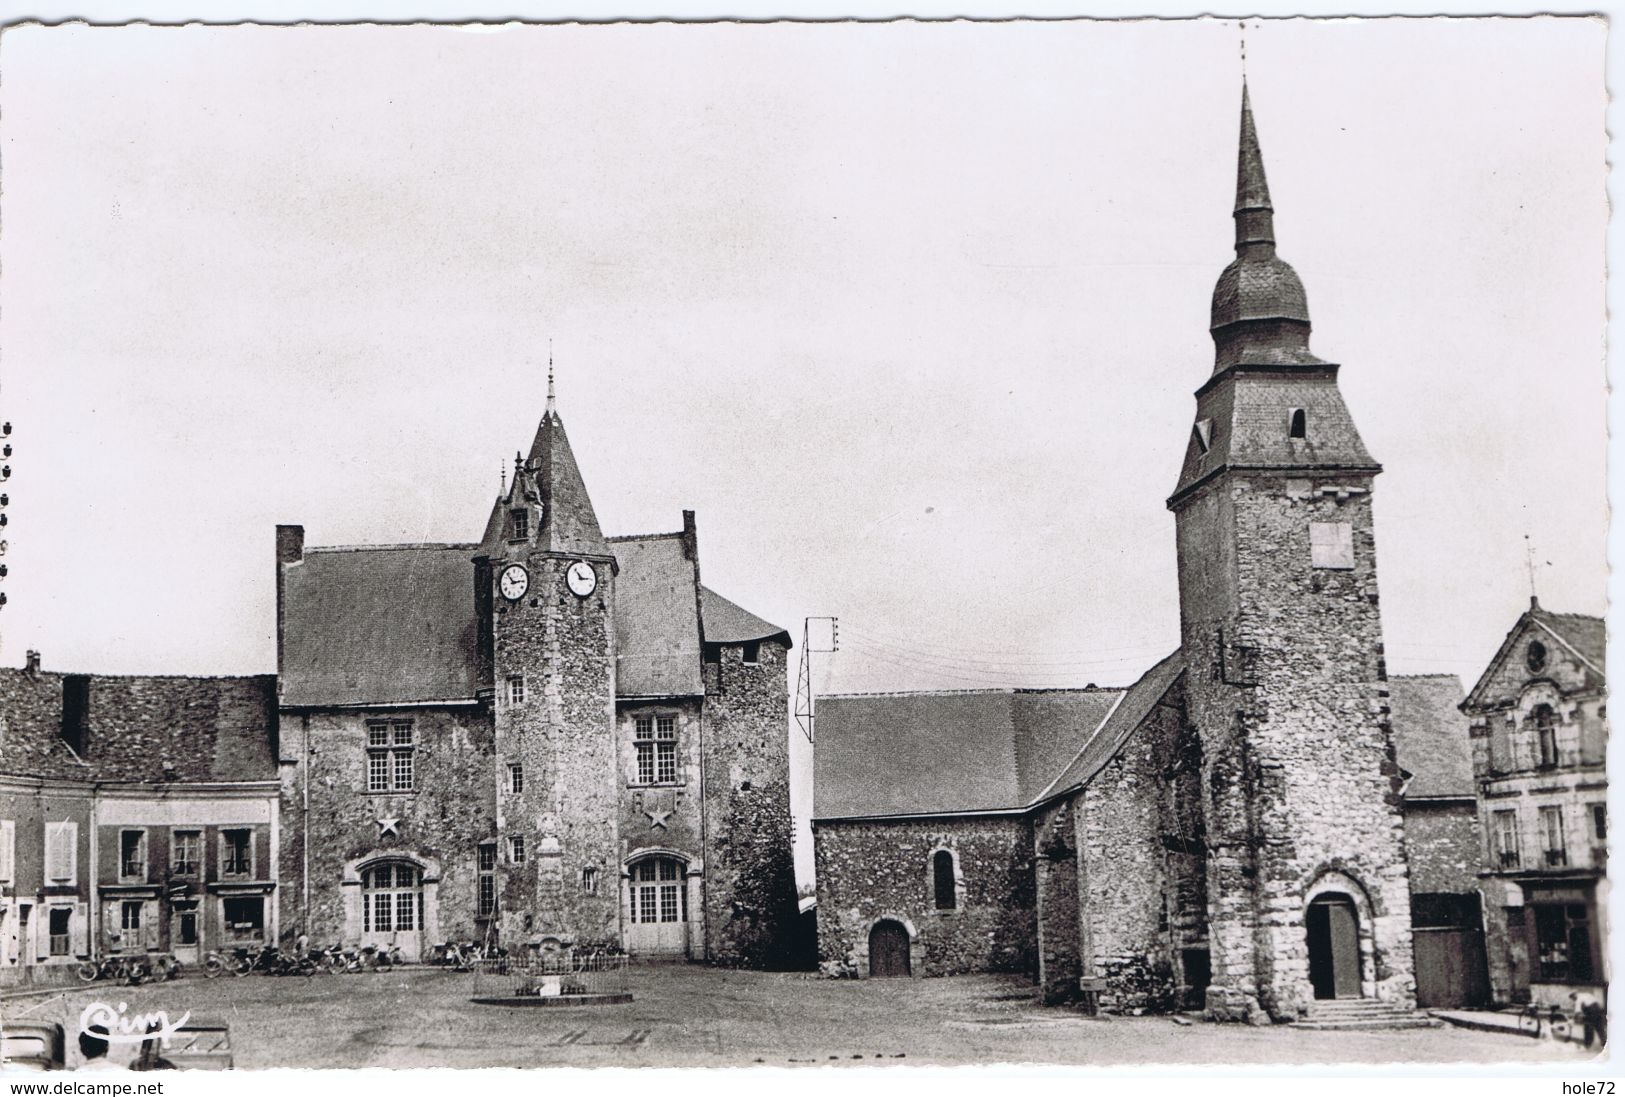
left=1167, top=85, right=1415, bottom=1021
left=476, top=372, right=621, bottom=948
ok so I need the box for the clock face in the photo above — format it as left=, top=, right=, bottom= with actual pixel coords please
left=565, top=560, right=598, bottom=598
left=499, top=564, right=529, bottom=602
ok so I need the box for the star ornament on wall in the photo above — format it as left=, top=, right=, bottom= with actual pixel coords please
left=644, top=808, right=671, bottom=830
left=376, top=817, right=401, bottom=838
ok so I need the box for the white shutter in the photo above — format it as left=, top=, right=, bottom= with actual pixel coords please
left=0, top=820, right=14, bottom=884
left=45, top=821, right=77, bottom=883
left=71, top=903, right=88, bottom=958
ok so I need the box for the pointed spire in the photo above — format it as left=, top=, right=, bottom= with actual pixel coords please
left=545, top=341, right=557, bottom=418
left=1234, top=82, right=1275, bottom=253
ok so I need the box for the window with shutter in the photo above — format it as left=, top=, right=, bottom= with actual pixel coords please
left=45, top=822, right=76, bottom=883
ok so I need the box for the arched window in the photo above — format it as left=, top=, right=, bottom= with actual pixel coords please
left=1534, top=705, right=1559, bottom=770
left=362, top=862, right=422, bottom=934
left=1527, top=641, right=1549, bottom=674
left=1289, top=409, right=1307, bottom=439
left=932, top=850, right=957, bottom=911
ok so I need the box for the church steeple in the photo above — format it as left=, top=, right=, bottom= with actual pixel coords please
left=1233, top=84, right=1275, bottom=252
left=1209, top=83, right=1316, bottom=372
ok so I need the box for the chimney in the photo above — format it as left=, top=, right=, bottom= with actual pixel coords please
left=275, top=525, right=305, bottom=680
left=681, top=510, right=698, bottom=563
left=24, top=649, right=39, bottom=676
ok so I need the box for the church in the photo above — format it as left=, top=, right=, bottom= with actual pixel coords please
left=814, top=85, right=1460, bottom=1024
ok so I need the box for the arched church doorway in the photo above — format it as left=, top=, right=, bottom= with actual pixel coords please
left=868, top=920, right=910, bottom=977
left=1306, top=893, right=1362, bottom=999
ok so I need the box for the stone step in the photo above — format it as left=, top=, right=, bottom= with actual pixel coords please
left=1291, top=1016, right=1443, bottom=1031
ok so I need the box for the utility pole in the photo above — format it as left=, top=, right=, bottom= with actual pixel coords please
left=794, top=617, right=838, bottom=743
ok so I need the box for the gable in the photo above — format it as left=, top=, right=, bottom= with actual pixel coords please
left=1463, top=605, right=1605, bottom=712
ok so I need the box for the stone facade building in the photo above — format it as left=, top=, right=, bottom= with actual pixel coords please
left=1460, top=601, right=1607, bottom=1007
left=0, top=653, right=281, bottom=984
left=813, top=86, right=1492, bottom=1024
left=0, top=389, right=799, bottom=973
left=275, top=382, right=798, bottom=964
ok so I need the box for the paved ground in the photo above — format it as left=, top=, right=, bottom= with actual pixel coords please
left=1, top=966, right=1602, bottom=1070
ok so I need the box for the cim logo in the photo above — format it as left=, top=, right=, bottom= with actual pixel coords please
left=78, top=1001, right=192, bottom=1046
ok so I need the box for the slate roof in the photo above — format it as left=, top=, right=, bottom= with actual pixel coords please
left=0, top=667, right=278, bottom=784
left=608, top=534, right=705, bottom=699
left=1534, top=608, right=1606, bottom=673
left=1038, top=650, right=1186, bottom=801
left=699, top=586, right=791, bottom=646
left=812, top=651, right=1191, bottom=822
left=525, top=408, right=611, bottom=558
left=1387, top=674, right=1475, bottom=800
left=280, top=544, right=483, bottom=707
left=813, top=690, right=1027, bottom=819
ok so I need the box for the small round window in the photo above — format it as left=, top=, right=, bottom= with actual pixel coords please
left=1526, top=640, right=1548, bottom=674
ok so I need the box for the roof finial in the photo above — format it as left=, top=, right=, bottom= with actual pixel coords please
left=515, top=450, right=525, bottom=478
left=1525, top=533, right=1542, bottom=607
left=500, top=460, right=507, bottom=495
left=546, top=338, right=557, bottom=416
left=1240, top=21, right=1247, bottom=81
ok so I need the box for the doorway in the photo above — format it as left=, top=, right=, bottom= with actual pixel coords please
left=626, top=856, right=688, bottom=958
left=172, top=904, right=200, bottom=965
left=1306, top=894, right=1362, bottom=999
left=361, top=862, right=424, bottom=961
left=868, top=919, right=910, bottom=977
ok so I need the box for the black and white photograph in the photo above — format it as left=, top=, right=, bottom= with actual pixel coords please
left=0, top=10, right=1610, bottom=1080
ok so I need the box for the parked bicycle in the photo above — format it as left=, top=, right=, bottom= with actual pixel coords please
left=150, top=953, right=184, bottom=982
left=75, top=953, right=150, bottom=986
left=230, top=943, right=281, bottom=977
left=1520, top=1002, right=1577, bottom=1040
left=201, top=949, right=233, bottom=978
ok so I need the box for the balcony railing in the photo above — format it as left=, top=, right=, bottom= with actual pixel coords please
left=1498, top=850, right=1521, bottom=869
left=1544, top=848, right=1569, bottom=868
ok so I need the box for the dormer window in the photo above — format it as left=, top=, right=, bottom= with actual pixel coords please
left=1289, top=408, right=1307, bottom=439
left=510, top=509, right=529, bottom=540
left=1193, top=419, right=1213, bottom=455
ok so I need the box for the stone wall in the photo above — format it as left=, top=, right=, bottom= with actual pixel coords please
left=1032, top=798, right=1081, bottom=1003
left=1403, top=801, right=1481, bottom=895
left=1175, top=462, right=1415, bottom=1021
left=278, top=706, right=495, bottom=950
left=814, top=816, right=1034, bottom=977
left=491, top=553, right=621, bottom=949
left=700, top=639, right=798, bottom=967
left=1075, top=675, right=1207, bottom=1013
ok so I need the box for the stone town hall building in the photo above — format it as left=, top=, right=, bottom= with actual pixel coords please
left=0, top=382, right=798, bottom=980
left=816, top=87, right=1451, bottom=1024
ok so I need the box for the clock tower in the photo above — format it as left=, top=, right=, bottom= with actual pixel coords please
left=476, top=375, right=621, bottom=948
left=1167, top=86, right=1415, bottom=1020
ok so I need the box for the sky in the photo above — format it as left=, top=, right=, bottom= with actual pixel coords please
left=0, top=17, right=1609, bottom=882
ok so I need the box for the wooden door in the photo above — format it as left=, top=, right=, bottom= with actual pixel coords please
left=1307, top=895, right=1362, bottom=999
left=1414, top=928, right=1491, bottom=1008
left=868, top=920, right=910, bottom=977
